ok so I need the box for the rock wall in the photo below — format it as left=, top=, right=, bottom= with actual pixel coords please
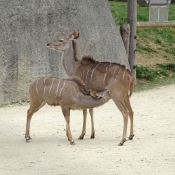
left=0, top=0, right=128, bottom=105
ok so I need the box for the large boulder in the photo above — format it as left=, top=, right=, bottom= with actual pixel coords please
left=0, top=0, right=128, bottom=105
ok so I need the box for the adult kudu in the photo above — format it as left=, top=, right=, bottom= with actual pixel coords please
left=25, top=76, right=110, bottom=145
left=47, top=30, right=135, bottom=146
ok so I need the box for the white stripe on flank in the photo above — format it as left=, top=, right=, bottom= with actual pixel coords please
left=113, top=67, right=121, bottom=84
left=103, top=63, right=111, bottom=84
left=90, top=62, right=101, bottom=81
left=85, top=64, right=95, bottom=82
left=82, top=71, right=85, bottom=81
left=59, top=80, right=66, bottom=96
left=102, top=89, right=109, bottom=96
left=55, top=79, right=61, bottom=97
left=43, top=77, right=48, bottom=96
left=35, top=78, right=41, bottom=95
left=122, top=69, right=126, bottom=82
left=48, top=78, right=55, bottom=95
left=109, top=67, right=118, bottom=83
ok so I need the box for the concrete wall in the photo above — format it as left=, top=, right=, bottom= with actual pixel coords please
left=0, top=0, right=128, bottom=105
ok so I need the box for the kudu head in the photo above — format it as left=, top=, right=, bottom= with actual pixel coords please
left=47, top=30, right=79, bottom=53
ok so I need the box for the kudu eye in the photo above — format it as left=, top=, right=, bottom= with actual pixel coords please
left=59, top=39, right=64, bottom=42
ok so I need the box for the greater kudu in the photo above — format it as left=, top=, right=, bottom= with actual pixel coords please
left=47, top=30, right=135, bottom=145
left=25, top=76, right=110, bottom=145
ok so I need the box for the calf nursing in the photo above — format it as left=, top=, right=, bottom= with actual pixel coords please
left=47, top=30, right=135, bottom=145
left=25, top=76, right=110, bottom=145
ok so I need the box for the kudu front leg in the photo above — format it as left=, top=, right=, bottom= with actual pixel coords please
left=25, top=102, right=45, bottom=142
left=61, top=106, right=75, bottom=145
left=124, top=97, right=134, bottom=140
left=79, top=109, right=87, bottom=139
left=112, top=96, right=129, bottom=146
left=89, top=108, right=95, bottom=139
left=79, top=108, right=95, bottom=140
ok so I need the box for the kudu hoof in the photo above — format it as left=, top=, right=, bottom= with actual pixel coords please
left=78, top=136, right=84, bottom=140
left=90, top=134, right=95, bottom=139
left=25, top=136, right=32, bottom=142
left=129, top=135, right=134, bottom=140
left=118, top=142, right=124, bottom=146
left=70, top=141, right=75, bottom=145
left=118, top=139, right=127, bottom=146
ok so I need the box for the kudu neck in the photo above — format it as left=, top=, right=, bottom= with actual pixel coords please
left=62, top=41, right=78, bottom=76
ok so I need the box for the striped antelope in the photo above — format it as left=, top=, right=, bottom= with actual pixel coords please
left=47, top=30, right=135, bottom=146
left=25, top=76, right=110, bottom=145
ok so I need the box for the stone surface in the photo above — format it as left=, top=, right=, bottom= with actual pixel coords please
left=0, top=0, right=128, bottom=105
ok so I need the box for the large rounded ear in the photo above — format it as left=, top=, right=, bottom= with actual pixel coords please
left=69, top=30, right=79, bottom=40
left=72, top=30, right=79, bottom=39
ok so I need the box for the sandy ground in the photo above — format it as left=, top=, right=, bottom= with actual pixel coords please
left=0, top=84, right=175, bottom=175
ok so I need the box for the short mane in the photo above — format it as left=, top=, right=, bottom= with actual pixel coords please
left=81, top=55, right=96, bottom=64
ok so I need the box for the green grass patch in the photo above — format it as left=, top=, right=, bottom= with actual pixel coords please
left=136, top=63, right=175, bottom=81
left=136, top=66, right=155, bottom=81
left=134, top=76, right=175, bottom=92
left=155, top=38, right=162, bottom=45
left=110, top=1, right=127, bottom=26
left=135, top=64, right=175, bottom=92
left=157, top=63, right=175, bottom=72
left=137, top=45, right=157, bottom=53
left=164, top=47, right=175, bottom=56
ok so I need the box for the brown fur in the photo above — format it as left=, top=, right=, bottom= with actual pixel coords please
left=25, top=76, right=110, bottom=145
left=47, top=30, right=135, bottom=145
left=70, top=76, right=102, bottom=98
left=70, top=76, right=87, bottom=94
left=81, top=56, right=96, bottom=64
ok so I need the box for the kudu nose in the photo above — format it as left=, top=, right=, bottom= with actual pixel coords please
left=47, top=43, right=50, bottom=46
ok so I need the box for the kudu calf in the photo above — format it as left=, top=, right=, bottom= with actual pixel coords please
left=25, top=76, right=110, bottom=145
left=47, top=30, right=135, bottom=146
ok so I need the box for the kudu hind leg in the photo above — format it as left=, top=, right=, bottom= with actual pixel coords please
left=112, top=97, right=129, bottom=146
left=25, top=108, right=34, bottom=142
left=89, top=108, right=95, bottom=139
left=124, top=97, right=134, bottom=140
left=79, top=108, right=95, bottom=140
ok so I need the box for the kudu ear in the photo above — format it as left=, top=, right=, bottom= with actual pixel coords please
left=69, top=30, right=79, bottom=40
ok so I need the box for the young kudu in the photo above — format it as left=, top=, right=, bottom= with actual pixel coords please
left=25, top=76, right=110, bottom=145
left=47, top=30, right=135, bottom=146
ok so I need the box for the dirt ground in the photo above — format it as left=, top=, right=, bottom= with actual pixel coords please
left=0, top=84, right=175, bottom=175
